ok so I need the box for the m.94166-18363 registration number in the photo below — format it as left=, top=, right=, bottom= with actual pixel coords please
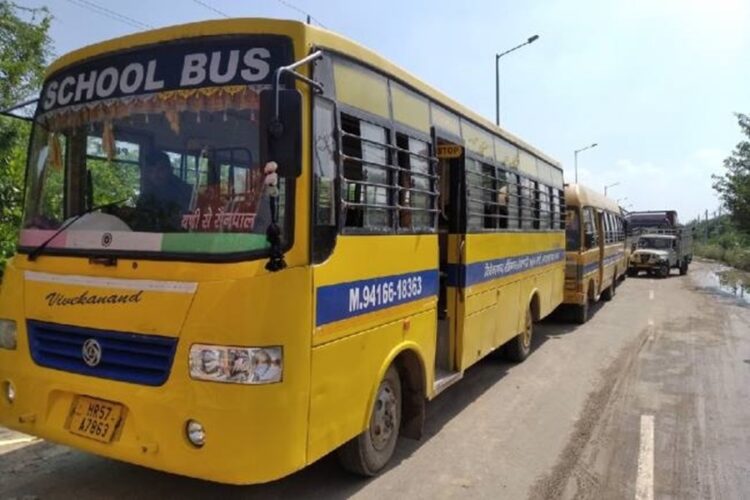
left=68, top=396, right=123, bottom=443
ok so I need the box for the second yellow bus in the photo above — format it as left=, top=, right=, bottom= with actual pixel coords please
left=563, top=183, right=627, bottom=323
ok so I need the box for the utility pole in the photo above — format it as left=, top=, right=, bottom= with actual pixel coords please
left=705, top=209, right=709, bottom=242
left=573, top=143, right=598, bottom=184
left=495, top=35, right=540, bottom=126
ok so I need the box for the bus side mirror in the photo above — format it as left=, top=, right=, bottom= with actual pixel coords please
left=260, top=88, right=302, bottom=178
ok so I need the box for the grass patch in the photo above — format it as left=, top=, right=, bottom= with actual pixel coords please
left=695, top=243, right=750, bottom=271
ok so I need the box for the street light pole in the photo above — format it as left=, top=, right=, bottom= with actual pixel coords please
left=604, top=182, right=620, bottom=196
left=573, top=143, right=598, bottom=183
left=495, top=34, right=539, bottom=126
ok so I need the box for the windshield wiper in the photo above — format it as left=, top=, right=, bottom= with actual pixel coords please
left=27, top=199, right=128, bottom=262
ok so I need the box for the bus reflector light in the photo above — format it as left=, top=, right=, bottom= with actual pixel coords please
left=189, top=345, right=283, bottom=384
left=0, top=319, right=17, bottom=350
left=3, top=381, right=15, bottom=403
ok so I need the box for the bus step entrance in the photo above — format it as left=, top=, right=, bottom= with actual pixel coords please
left=433, top=369, right=463, bottom=396
left=435, top=319, right=451, bottom=370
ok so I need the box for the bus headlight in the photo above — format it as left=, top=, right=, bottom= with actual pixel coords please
left=0, top=319, right=17, bottom=350
left=189, top=344, right=283, bottom=384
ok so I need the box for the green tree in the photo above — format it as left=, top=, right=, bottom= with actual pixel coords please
left=713, top=113, right=750, bottom=234
left=0, top=1, right=52, bottom=276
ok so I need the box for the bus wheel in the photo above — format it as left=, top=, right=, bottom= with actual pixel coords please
left=574, top=300, right=589, bottom=324
left=338, top=364, right=402, bottom=476
left=602, top=279, right=616, bottom=301
left=627, top=268, right=638, bottom=278
left=506, top=307, right=533, bottom=362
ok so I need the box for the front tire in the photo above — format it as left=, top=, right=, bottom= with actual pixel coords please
left=505, top=307, right=533, bottom=362
left=628, top=268, right=638, bottom=277
left=679, top=261, right=688, bottom=275
left=658, top=263, right=669, bottom=278
left=338, top=365, right=402, bottom=476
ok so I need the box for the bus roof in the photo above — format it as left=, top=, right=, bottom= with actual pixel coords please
left=564, top=183, right=621, bottom=212
left=45, top=18, right=561, bottom=172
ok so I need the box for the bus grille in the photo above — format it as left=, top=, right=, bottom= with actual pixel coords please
left=27, top=320, right=177, bottom=386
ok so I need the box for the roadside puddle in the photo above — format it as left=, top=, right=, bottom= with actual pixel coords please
left=694, top=264, right=750, bottom=305
left=715, top=268, right=750, bottom=304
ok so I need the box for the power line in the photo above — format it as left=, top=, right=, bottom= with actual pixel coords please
left=9, top=2, right=47, bottom=12
left=64, top=0, right=152, bottom=30
left=73, top=0, right=152, bottom=28
left=274, top=0, right=327, bottom=29
left=191, top=0, right=229, bottom=18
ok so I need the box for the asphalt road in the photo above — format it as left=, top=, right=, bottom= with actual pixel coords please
left=1, top=260, right=748, bottom=499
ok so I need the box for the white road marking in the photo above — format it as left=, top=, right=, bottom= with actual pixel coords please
left=635, top=414, right=655, bottom=500
left=647, top=320, right=655, bottom=341
left=648, top=290, right=654, bottom=300
left=0, top=436, right=37, bottom=447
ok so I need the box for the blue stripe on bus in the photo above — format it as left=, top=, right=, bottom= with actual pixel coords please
left=446, top=249, right=565, bottom=288
left=316, top=269, right=439, bottom=326
left=581, top=250, right=625, bottom=275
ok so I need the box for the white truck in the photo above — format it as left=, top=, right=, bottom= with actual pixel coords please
left=626, top=211, right=694, bottom=278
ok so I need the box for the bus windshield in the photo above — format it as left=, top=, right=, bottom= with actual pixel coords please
left=19, top=34, right=294, bottom=258
left=21, top=88, right=282, bottom=257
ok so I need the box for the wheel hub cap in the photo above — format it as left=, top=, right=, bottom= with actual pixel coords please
left=370, top=382, right=397, bottom=451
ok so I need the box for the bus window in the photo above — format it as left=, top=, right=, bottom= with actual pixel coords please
left=466, top=158, right=492, bottom=231
left=537, top=184, right=551, bottom=230
left=602, top=212, right=610, bottom=243
left=313, top=98, right=337, bottom=227
left=583, top=207, right=598, bottom=249
left=519, top=176, right=535, bottom=230
left=552, top=188, right=561, bottom=230
left=499, top=170, right=520, bottom=229
left=341, top=114, right=392, bottom=232
left=566, top=208, right=580, bottom=250
left=606, top=212, right=615, bottom=243
left=482, top=163, right=498, bottom=229
left=396, top=133, right=436, bottom=232
left=312, top=97, right=338, bottom=263
left=496, top=169, right=510, bottom=229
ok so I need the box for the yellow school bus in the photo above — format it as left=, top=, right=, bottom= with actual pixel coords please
left=563, top=184, right=627, bottom=323
left=0, top=18, right=564, bottom=484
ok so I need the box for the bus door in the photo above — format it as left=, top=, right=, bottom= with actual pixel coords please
left=434, top=134, right=464, bottom=390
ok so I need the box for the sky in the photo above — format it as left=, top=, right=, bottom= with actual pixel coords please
left=18, top=0, right=750, bottom=222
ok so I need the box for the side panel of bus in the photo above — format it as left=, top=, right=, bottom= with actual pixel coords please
left=457, top=232, right=564, bottom=370
left=308, top=236, right=437, bottom=464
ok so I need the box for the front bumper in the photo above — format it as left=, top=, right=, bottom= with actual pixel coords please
left=629, top=261, right=667, bottom=271
left=0, top=349, right=308, bottom=485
